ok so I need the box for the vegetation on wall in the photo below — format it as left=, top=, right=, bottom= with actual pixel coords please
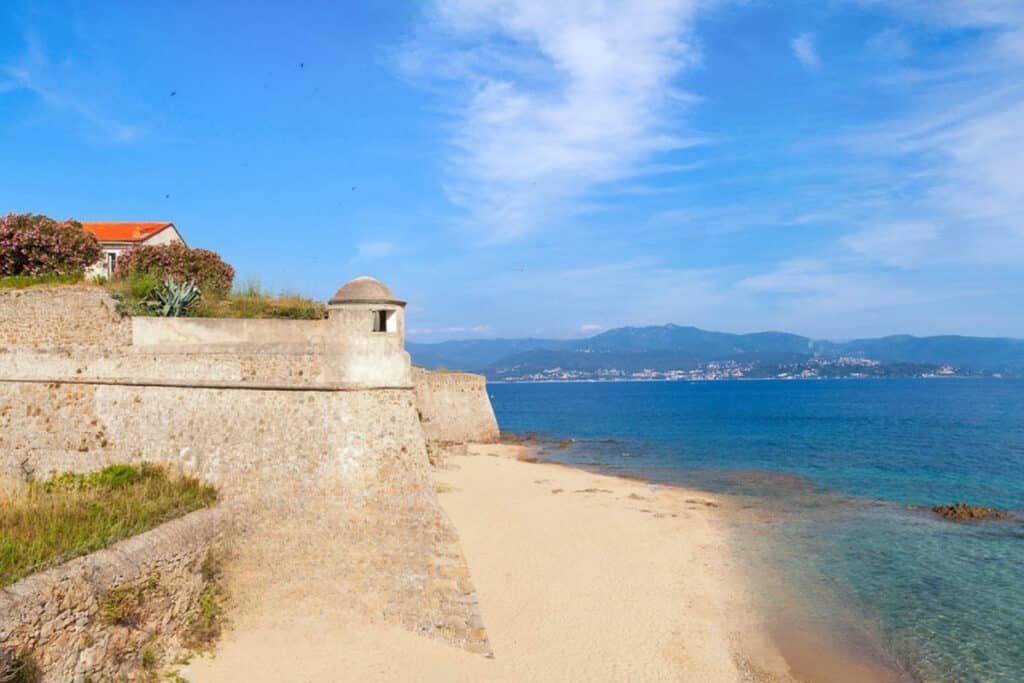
left=113, top=243, right=235, bottom=294
left=0, top=273, right=85, bottom=289
left=0, top=213, right=102, bottom=278
left=0, top=463, right=217, bottom=586
left=0, top=213, right=325, bottom=319
left=192, top=280, right=325, bottom=320
left=109, top=275, right=325, bottom=320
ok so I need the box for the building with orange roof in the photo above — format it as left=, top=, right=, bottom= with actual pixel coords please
left=80, top=222, right=186, bottom=278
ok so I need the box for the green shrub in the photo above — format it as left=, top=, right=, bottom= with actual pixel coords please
left=109, top=275, right=203, bottom=317
left=0, top=214, right=102, bottom=277
left=113, top=243, right=234, bottom=294
left=149, top=279, right=202, bottom=317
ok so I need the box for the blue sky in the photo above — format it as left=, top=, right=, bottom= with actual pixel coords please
left=2, top=1, right=1022, bottom=341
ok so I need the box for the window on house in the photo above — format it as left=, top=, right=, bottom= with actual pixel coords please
left=373, top=309, right=389, bottom=333
left=107, top=252, right=117, bottom=275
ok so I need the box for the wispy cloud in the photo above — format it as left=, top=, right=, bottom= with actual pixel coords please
left=836, top=2, right=1024, bottom=268
left=402, top=0, right=705, bottom=241
left=736, top=259, right=927, bottom=316
left=407, top=324, right=495, bottom=338
left=866, top=0, right=1024, bottom=28
left=865, top=28, right=912, bottom=59
left=791, top=32, right=821, bottom=70
left=841, top=222, right=940, bottom=268
left=1, top=34, right=142, bottom=144
left=356, top=240, right=395, bottom=258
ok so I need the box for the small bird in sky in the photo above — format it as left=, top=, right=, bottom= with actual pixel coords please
left=299, top=62, right=305, bottom=69
left=170, top=91, right=176, bottom=97
left=351, top=186, right=357, bottom=191
left=164, top=194, right=170, bottom=199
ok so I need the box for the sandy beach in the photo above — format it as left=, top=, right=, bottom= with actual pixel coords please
left=186, top=444, right=795, bottom=682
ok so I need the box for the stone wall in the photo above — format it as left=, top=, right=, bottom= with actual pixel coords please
left=0, top=507, right=228, bottom=683
left=0, top=380, right=491, bottom=656
left=133, top=316, right=412, bottom=388
left=0, top=286, right=130, bottom=350
left=0, top=285, right=497, bottom=662
left=413, top=368, right=500, bottom=445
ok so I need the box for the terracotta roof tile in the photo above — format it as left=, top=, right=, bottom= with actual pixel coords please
left=81, top=222, right=175, bottom=242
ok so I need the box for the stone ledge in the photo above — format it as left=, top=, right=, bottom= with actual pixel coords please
left=0, top=376, right=414, bottom=392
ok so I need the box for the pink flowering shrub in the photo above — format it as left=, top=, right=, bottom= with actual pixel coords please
left=113, top=243, right=235, bottom=294
left=0, top=213, right=102, bottom=277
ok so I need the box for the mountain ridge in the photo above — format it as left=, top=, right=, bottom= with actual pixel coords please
left=408, top=324, right=1024, bottom=380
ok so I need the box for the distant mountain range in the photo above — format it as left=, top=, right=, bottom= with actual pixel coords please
left=408, top=325, right=1024, bottom=381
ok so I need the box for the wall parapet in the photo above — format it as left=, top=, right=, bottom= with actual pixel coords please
left=0, top=285, right=130, bottom=350
left=0, top=506, right=229, bottom=682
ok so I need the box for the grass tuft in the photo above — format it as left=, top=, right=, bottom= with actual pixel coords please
left=0, top=464, right=217, bottom=586
left=180, top=550, right=227, bottom=652
left=1, top=651, right=40, bottom=683
left=100, top=585, right=143, bottom=626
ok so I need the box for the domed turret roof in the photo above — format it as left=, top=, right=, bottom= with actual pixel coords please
left=329, top=276, right=405, bottom=306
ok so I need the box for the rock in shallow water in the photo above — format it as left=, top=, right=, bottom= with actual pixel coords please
left=930, top=502, right=1011, bottom=522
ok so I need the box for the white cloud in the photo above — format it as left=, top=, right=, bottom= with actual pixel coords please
left=844, top=91, right=1024, bottom=266
left=407, top=324, right=495, bottom=337
left=867, top=0, right=1024, bottom=28
left=357, top=241, right=395, bottom=258
left=1, top=35, right=143, bottom=144
left=791, top=32, right=821, bottom=70
left=403, top=0, right=704, bottom=240
left=865, top=28, right=912, bottom=59
left=841, top=222, right=939, bottom=268
left=835, top=1, right=1024, bottom=267
left=736, top=260, right=924, bottom=314
left=579, top=323, right=604, bottom=333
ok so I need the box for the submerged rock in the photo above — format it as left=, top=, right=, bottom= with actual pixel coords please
left=930, top=502, right=1011, bottom=522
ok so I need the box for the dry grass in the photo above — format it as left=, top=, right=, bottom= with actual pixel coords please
left=0, top=273, right=86, bottom=289
left=192, top=292, right=325, bottom=319
left=0, top=464, right=217, bottom=586
left=192, top=279, right=324, bottom=320
left=182, top=551, right=228, bottom=651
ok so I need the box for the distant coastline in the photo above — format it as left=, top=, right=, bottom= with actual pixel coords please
left=488, top=374, right=1012, bottom=385
left=410, top=323, right=1024, bottom=382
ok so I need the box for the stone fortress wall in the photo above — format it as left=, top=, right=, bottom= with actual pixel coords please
left=413, top=367, right=500, bottom=445
left=0, top=278, right=499, bottom=678
left=0, top=285, right=130, bottom=349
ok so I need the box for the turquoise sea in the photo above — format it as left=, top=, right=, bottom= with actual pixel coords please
left=489, top=379, right=1024, bottom=683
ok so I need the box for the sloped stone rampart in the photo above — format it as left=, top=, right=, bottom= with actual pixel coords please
left=0, top=381, right=492, bottom=660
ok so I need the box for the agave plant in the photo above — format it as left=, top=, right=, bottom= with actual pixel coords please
left=148, top=279, right=201, bottom=317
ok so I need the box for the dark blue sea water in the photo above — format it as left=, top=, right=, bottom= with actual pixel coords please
left=488, top=379, right=1024, bottom=683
